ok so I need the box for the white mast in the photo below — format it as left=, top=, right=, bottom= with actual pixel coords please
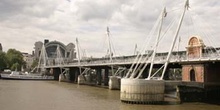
left=160, top=0, right=189, bottom=80
left=56, top=45, right=65, bottom=66
left=76, top=38, right=82, bottom=74
left=107, top=27, right=114, bottom=75
left=37, top=44, right=48, bottom=72
left=148, top=7, right=167, bottom=79
left=107, top=27, right=113, bottom=62
left=134, top=44, right=138, bottom=55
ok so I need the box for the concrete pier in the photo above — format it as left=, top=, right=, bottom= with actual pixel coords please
left=104, top=68, right=109, bottom=86
left=96, top=68, right=102, bottom=85
left=74, top=68, right=80, bottom=83
left=78, top=74, right=86, bottom=85
left=69, top=68, right=76, bottom=82
left=109, top=76, right=120, bottom=90
left=59, top=68, right=70, bottom=82
left=120, top=78, right=165, bottom=104
left=59, top=73, right=70, bottom=82
left=53, top=68, right=61, bottom=80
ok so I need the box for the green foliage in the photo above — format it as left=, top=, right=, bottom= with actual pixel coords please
left=11, top=62, right=20, bottom=71
left=0, top=51, right=8, bottom=71
left=6, top=49, right=25, bottom=71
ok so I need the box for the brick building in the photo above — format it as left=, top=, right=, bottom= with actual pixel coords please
left=182, top=36, right=220, bottom=83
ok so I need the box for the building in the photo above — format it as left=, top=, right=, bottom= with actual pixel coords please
left=22, top=52, right=34, bottom=71
left=34, top=39, right=76, bottom=63
left=34, top=41, right=43, bottom=59
left=182, top=36, right=220, bottom=83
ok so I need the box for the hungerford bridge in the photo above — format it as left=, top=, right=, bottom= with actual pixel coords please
left=37, top=0, right=220, bottom=104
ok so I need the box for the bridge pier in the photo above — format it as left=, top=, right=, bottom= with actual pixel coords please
left=120, top=79, right=165, bottom=104
left=69, top=68, right=76, bottom=82
left=109, top=76, right=120, bottom=90
left=53, top=68, right=61, bottom=80
left=76, top=68, right=80, bottom=83
left=59, top=68, right=70, bottom=82
left=96, top=68, right=102, bottom=85
left=104, top=68, right=109, bottom=86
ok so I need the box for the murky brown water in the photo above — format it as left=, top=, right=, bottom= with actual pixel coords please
left=0, top=80, right=219, bottom=110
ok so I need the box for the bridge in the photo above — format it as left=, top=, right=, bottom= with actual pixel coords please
left=45, top=51, right=220, bottom=68
left=35, top=0, right=220, bottom=103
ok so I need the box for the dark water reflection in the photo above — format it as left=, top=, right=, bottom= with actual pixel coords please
left=0, top=80, right=219, bottom=110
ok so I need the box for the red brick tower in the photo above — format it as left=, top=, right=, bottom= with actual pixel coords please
left=182, top=36, right=220, bottom=83
left=182, top=36, right=205, bottom=82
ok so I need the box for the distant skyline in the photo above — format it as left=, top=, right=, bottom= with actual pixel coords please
left=1, top=0, right=220, bottom=57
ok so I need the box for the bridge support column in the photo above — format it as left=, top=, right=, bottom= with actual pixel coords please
left=59, top=68, right=70, bottom=82
left=96, top=68, right=102, bottom=85
left=53, top=68, right=61, bottom=81
left=78, top=68, right=86, bottom=85
left=121, top=79, right=165, bottom=104
left=69, top=68, right=75, bottom=82
left=104, top=68, right=109, bottom=86
left=74, top=68, right=80, bottom=83
left=109, top=76, right=120, bottom=90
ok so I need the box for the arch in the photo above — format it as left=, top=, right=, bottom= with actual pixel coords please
left=188, top=36, right=204, bottom=47
left=45, top=41, right=67, bottom=58
left=189, top=69, right=196, bottom=81
left=187, top=36, right=206, bottom=58
left=45, top=41, right=66, bottom=50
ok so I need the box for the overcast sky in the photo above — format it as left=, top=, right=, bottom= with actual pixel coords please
left=0, top=0, right=220, bottom=57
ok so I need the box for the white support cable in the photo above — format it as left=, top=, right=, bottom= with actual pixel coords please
left=189, top=10, right=219, bottom=55
left=37, top=44, right=48, bottom=72
left=127, top=12, right=162, bottom=78
left=56, top=45, right=65, bottom=66
left=129, top=54, right=146, bottom=78
left=114, top=67, right=126, bottom=76
left=161, top=0, right=189, bottom=80
left=124, top=6, right=180, bottom=79
left=81, top=68, right=91, bottom=75
left=148, top=7, right=167, bottom=79
left=109, top=32, right=120, bottom=57
left=106, top=27, right=114, bottom=76
left=125, top=53, right=142, bottom=78
left=130, top=53, right=152, bottom=78
left=150, top=65, right=165, bottom=79
left=131, top=7, right=178, bottom=79
left=135, top=63, right=149, bottom=79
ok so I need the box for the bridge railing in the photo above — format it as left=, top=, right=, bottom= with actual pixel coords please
left=46, top=52, right=220, bottom=67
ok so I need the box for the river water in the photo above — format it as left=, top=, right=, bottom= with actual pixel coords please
left=0, top=80, right=219, bottom=110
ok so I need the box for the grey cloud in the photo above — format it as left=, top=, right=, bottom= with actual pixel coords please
left=74, top=0, right=121, bottom=21
left=0, top=0, right=220, bottom=56
left=0, top=0, right=58, bottom=20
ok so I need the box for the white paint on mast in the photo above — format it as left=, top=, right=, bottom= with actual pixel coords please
left=148, top=7, right=167, bottom=79
left=37, top=44, right=48, bottom=72
left=160, top=0, right=190, bottom=80
left=76, top=38, right=82, bottom=74
left=107, top=27, right=114, bottom=75
left=56, top=45, right=65, bottom=66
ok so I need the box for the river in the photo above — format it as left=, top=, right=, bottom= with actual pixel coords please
left=0, top=80, right=219, bottom=110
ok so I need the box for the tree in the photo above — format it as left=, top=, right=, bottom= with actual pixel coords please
left=0, top=51, right=8, bottom=71
left=6, top=49, right=25, bottom=71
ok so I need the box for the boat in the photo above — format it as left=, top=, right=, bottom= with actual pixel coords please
left=0, top=71, right=54, bottom=80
